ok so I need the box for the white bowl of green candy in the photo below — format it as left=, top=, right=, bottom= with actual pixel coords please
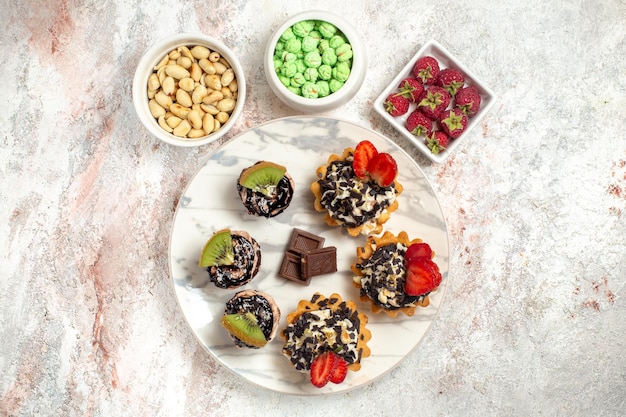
left=264, top=10, right=367, bottom=113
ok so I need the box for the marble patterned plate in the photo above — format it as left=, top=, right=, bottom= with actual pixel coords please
left=169, top=116, right=449, bottom=395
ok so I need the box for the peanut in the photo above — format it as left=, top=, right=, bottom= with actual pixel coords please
left=202, top=90, right=223, bottom=105
left=176, top=89, right=193, bottom=108
left=162, top=76, right=176, bottom=95
left=188, top=109, right=204, bottom=130
left=165, top=64, right=190, bottom=80
left=173, top=119, right=191, bottom=137
left=147, top=73, right=160, bottom=91
left=191, top=45, right=210, bottom=60
left=149, top=99, right=166, bottom=118
left=192, top=85, right=207, bottom=104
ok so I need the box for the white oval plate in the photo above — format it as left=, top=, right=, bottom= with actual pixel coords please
left=169, top=116, right=449, bottom=395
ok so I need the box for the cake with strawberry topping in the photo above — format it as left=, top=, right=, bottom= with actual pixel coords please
left=281, top=292, right=372, bottom=388
left=311, top=140, right=403, bottom=236
left=351, top=231, right=442, bottom=317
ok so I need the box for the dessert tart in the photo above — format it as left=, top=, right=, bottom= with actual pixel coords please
left=351, top=231, right=442, bottom=317
left=199, top=229, right=261, bottom=289
left=237, top=161, right=295, bottom=218
left=221, top=289, right=281, bottom=349
left=281, top=292, right=371, bottom=387
left=311, top=140, right=403, bottom=236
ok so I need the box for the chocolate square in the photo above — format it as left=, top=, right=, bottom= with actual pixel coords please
left=288, top=228, right=325, bottom=255
left=279, top=251, right=312, bottom=285
left=301, top=247, right=337, bottom=279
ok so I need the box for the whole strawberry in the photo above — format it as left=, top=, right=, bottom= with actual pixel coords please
left=436, top=68, right=465, bottom=96
left=396, top=77, right=424, bottom=103
left=426, top=131, right=450, bottom=155
left=455, top=86, right=482, bottom=117
left=417, top=86, right=450, bottom=120
left=439, top=108, right=468, bottom=138
left=405, top=110, right=433, bottom=137
left=383, top=93, right=410, bottom=117
left=412, top=56, right=440, bottom=85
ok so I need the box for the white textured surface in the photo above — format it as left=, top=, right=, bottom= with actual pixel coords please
left=1, top=0, right=625, bottom=416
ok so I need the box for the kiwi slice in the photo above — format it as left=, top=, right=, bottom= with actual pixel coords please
left=199, top=229, right=235, bottom=267
left=239, top=161, right=286, bottom=197
left=221, top=312, right=267, bottom=348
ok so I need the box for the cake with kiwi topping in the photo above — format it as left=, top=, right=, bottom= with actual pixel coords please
left=281, top=292, right=371, bottom=387
left=199, top=229, right=261, bottom=289
left=311, top=140, right=403, bottom=236
left=351, top=231, right=442, bottom=318
left=221, top=289, right=281, bottom=349
left=237, top=161, right=295, bottom=218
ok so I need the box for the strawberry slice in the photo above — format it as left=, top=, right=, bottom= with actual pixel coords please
left=310, top=351, right=339, bottom=388
left=367, top=152, right=398, bottom=187
left=328, top=355, right=348, bottom=384
left=353, top=140, right=378, bottom=179
left=404, top=257, right=442, bottom=296
left=404, top=242, right=433, bottom=263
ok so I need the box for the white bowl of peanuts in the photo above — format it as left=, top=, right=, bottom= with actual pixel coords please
left=133, top=33, right=246, bottom=147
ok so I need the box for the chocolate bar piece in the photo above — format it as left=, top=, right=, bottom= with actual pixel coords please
left=287, top=228, right=325, bottom=255
left=279, top=251, right=312, bottom=285
left=301, top=247, right=337, bottom=279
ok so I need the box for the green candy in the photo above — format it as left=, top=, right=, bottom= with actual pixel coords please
left=318, top=64, right=332, bottom=80
left=278, top=75, right=291, bottom=87
left=329, top=35, right=345, bottom=49
left=321, top=48, right=337, bottom=66
left=280, top=27, right=295, bottom=41
left=291, top=72, right=305, bottom=87
left=295, top=59, right=307, bottom=73
left=287, top=85, right=301, bottom=95
left=303, top=67, right=318, bottom=81
left=284, top=38, right=301, bottom=53
left=318, top=39, right=330, bottom=53
left=336, top=43, right=353, bottom=62
left=284, top=52, right=296, bottom=62
left=292, top=20, right=315, bottom=37
left=301, top=35, right=319, bottom=52
left=301, top=81, right=319, bottom=98
left=331, top=61, right=351, bottom=82
left=329, top=79, right=344, bottom=93
left=303, top=51, right=322, bottom=68
left=280, top=61, right=298, bottom=78
left=273, top=57, right=282, bottom=71
left=316, top=80, right=330, bottom=97
left=309, top=30, right=322, bottom=41
left=317, top=21, right=337, bottom=38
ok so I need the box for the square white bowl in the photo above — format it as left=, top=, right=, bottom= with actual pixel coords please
left=373, top=39, right=497, bottom=164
